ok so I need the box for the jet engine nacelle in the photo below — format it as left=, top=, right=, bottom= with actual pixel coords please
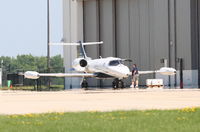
left=72, top=58, right=88, bottom=67
left=158, top=67, right=176, bottom=75
left=72, top=58, right=89, bottom=72
left=79, top=59, right=88, bottom=67
left=24, top=71, right=40, bottom=79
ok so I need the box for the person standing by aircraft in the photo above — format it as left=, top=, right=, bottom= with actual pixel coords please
left=131, top=64, right=139, bottom=88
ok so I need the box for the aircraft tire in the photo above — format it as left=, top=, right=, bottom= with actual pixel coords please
left=118, top=80, right=124, bottom=89
left=81, top=81, right=88, bottom=89
left=112, top=79, right=118, bottom=90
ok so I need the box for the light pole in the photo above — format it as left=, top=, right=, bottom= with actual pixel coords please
left=47, top=0, right=51, bottom=90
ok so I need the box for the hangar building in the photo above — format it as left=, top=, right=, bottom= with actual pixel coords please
left=63, top=0, right=200, bottom=88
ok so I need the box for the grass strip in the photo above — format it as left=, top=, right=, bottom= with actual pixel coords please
left=0, top=107, right=199, bottom=132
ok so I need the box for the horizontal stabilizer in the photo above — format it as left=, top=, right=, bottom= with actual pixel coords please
left=82, top=41, right=103, bottom=45
left=50, top=41, right=103, bottom=46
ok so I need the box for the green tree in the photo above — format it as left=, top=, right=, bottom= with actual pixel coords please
left=35, top=56, right=47, bottom=72
left=0, top=54, right=63, bottom=73
left=50, top=55, right=64, bottom=73
left=0, top=56, right=12, bottom=70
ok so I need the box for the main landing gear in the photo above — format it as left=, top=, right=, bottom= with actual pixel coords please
left=81, top=78, right=88, bottom=90
left=112, top=78, right=124, bottom=89
left=81, top=78, right=125, bottom=90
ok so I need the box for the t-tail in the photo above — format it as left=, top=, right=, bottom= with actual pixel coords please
left=79, top=41, right=87, bottom=59
left=50, top=41, right=103, bottom=59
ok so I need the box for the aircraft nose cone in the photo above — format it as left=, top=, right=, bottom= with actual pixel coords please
left=123, top=67, right=130, bottom=77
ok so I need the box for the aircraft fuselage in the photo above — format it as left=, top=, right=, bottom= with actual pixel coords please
left=72, top=57, right=130, bottom=79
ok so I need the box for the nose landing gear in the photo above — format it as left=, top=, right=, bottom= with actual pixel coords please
left=112, top=78, right=124, bottom=89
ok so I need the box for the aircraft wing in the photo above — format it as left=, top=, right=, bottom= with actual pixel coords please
left=23, top=71, right=95, bottom=79
left=138, top=71, right=155, bottom=75
left=39, top=73, right=95, bottom=77
left=127, top=71, right=155, bottom=75
left=130, top=67, right=176, bottom=76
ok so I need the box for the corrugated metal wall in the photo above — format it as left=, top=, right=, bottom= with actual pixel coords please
left=62, top=0, right=200, bottom=88
left=190, top=0, right=200, bottom=87
left=83, top=0, right=194, bottom=87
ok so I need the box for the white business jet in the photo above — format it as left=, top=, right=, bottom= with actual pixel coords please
left=23, top=41, right=176, bottom=89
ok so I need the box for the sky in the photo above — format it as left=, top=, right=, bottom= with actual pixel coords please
left=0, top=0, right=63, bottom=57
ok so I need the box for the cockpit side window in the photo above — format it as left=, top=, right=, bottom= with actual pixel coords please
left=109, top=60, right=121, bottom=66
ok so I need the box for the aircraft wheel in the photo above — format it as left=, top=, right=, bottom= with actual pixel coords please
left=81, top=80, right=88, bottom=90
left=112, top=79, right=118, bottom=89
left=118, top=80, right=124, bottom=89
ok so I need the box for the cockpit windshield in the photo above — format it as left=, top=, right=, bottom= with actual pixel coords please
left=109, top=60, right=122, bottom=66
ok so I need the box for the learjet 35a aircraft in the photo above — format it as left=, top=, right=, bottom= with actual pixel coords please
left=23, top=41, right=176, bottom=89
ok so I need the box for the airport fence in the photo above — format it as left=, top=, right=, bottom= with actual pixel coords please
left=1, top=67, right=65, bottom=91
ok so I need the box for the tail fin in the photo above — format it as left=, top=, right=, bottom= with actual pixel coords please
left=50, top=41, right=103, bottom=59
left=79, top=41, right=87, bottom=58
